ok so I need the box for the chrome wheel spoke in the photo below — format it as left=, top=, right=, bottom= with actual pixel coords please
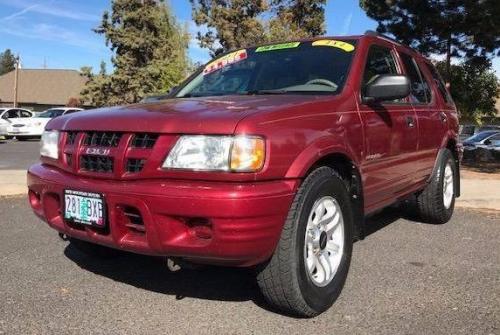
left=304, top=196, right=344, bottom=287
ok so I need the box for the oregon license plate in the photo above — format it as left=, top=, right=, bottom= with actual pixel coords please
left=64, top=190, right=105, bottom=227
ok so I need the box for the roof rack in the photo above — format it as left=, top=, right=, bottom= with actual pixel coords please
left=364, top=30, right=401, bottom=44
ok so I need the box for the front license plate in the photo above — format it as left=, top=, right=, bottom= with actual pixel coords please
left=64, top=190, right=106, bottom=227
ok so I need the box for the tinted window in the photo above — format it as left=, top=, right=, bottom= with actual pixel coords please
left=426, top=63, right=453, bottom=104
left=6, top=110, right=20, bottom=118
left=466, top=131, right=499, bottom=142
left=177, top=40, right=358, bottom=98
left=400, top=53, right=431, bottom=104
left=20, top=110, right=32, bottom=117
left=489, top=133, right=500, bottom=141
left=362, top=45, right=398, bottom=87
left=38, top=109, right=65, bottom=118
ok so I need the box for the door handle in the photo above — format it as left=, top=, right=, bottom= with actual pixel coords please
left=406, top=116, right=415, bottom=128
left=440, top=112, right=448, bottom=123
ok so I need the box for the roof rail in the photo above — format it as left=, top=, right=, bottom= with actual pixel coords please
left=364, top=30, right=401, bottom=44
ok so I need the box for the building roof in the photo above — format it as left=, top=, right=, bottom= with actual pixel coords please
left=0, top=69, right=86, bottom=106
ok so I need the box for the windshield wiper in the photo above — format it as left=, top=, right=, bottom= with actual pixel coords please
left=243, top=89, right=288, bottom=95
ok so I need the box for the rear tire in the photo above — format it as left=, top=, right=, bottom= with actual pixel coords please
left=69, top=238, right=123, bottom=259
left=257, top=166, right=354, bottom=317
left=415, top=149, right=457, bottom=224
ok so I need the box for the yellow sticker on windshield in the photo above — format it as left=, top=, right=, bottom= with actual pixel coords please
left=312, top=40, right=355, bottom=52
left=203, top=49, right=248, bottom=75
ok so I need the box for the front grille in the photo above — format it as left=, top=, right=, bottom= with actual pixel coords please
left=61, top=131, right=165, bottom=177
left=80, top=155, right=114, bottom=173
left=66, top=132, right=77, bottom=145
left=131, top=133, right=158, bottom=149
left=84, top=132, right=122, bottom=147
left=126, top=159, right=145, bottom=173
left=66, top=153, right=73, bottom=166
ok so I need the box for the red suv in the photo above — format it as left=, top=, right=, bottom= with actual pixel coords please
left=28, top=32, right=460, bottom=317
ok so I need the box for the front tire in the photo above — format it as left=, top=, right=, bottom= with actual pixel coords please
left=415, top=149, right=457, bottom=224
left=257, top=167, right=354, bottom=317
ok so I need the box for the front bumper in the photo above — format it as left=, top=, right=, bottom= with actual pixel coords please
left=8, top=126, right=43, bottom=137
left=27, top=163, right=299, bottom=266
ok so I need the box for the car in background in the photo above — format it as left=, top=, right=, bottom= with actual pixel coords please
left=462, top=130, right=500, bottom=149
left=7, top=107, right=83, bottom=140
left=459, top=124, right=500, bottom=142
left=0, top=108, right=34, bottom=139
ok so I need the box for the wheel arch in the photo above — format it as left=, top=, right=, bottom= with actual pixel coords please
left=303, top=152, right=365, bottom=241
left=431, top=139, right=461, bottom=198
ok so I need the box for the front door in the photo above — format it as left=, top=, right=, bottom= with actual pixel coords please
left=358, top=44, right=418, bottom=213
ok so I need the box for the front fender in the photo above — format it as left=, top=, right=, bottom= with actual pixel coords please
left=285, top=135, right=360, bottom=178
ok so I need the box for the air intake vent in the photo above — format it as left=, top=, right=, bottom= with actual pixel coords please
left=80, top=155, right=114, bottom=173
left=66, top=132, right=77, bottom=145
left=84, top=132, right=122, bottom=147
left=126, top=159, right=145, bottom=173
left=131, top=133, right=158, bottom=149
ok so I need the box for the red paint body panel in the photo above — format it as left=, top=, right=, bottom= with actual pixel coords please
left=28, top=34, right=459, bottom=266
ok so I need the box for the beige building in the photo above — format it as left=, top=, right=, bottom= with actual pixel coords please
left=0, top=69, right=86, bottom=112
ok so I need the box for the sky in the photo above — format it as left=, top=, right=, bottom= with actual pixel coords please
left=0, top=0, right=498, bottom=76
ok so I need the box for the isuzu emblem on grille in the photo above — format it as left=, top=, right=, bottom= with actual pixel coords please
left=85, top=148, right=111, bottom=156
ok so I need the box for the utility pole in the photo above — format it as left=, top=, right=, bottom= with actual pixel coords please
left=13, top=55, right=20, bottom=108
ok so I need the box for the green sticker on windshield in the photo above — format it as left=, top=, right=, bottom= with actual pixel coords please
left=255, top=42, right=300, bottom=52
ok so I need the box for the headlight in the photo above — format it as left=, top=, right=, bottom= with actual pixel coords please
left=40, top=130, right=60, bottom=159
left=163, top=135, right=265, bottom=172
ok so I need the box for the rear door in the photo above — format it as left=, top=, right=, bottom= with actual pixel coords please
left=358, top=43, right=419, bottom=212
left=398, top=51, right=441, bottom=181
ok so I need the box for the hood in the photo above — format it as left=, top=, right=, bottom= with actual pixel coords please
left=47, top=95, right=320, bottom=134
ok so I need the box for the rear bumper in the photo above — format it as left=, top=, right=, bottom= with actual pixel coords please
left=27, top=164, right=298, bottom=266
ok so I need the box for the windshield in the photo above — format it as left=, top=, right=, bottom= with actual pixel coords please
left=465, top=131, right=498, bottom=143
left=38, top=109, right=66, bottom=118
left=176, top=39, right=357, bottom=98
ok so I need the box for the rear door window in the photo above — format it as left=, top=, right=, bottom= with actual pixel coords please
left=399, top=53, right=431, bottom=104
left=426, top=62, right=453, bottom=104
left=20, top=110, right=32, bottom=117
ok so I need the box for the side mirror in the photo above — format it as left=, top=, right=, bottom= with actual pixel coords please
left=484, top=139, right=491, bottom=145
left=364, top=74, right=410, bottom=102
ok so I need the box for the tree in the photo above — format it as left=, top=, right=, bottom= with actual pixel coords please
left=66, top=97, right=82, bottom=107
left=0, top=49, right=16, bottom=76
left=360, top=0, right=500, bottom=81
left=436, top=59, right=499, bottom=122
left=190, top=0, right=269, bottom=56
left=190, top=0, right=326, bottom=56
left=82, top=0, right=190, bottom=106
left=270, top=0, right=326, bottom=40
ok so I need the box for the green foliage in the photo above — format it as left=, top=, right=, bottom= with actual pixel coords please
left=81, top=0, right=189, bottom=107
left=360, top=0, right=500, bottom=79
left=270, top=0, right=326, bottom=38
left=436, top=60, right=499, bottom=121
left=0, top=49, right=16, bottom=76
left=190, top=0, right=269, bottom=56
left=190, top=0, right=326, bottom=56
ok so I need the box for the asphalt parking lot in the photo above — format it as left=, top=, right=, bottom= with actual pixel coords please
left=0, top=197, right=498, bottom=335
left=0, top=139, right=40, bottom=170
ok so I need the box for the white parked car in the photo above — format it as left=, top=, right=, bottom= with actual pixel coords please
left=0, top=108, right=34, bottom=139
left=6, top=107, right=83, bottom=140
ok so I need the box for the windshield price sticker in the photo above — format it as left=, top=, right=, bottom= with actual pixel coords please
left=312, top=40, right=355, bottom=52
left=255, top=42, right=301, bottom=52
left=203, top=49, right=248, bottom=75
